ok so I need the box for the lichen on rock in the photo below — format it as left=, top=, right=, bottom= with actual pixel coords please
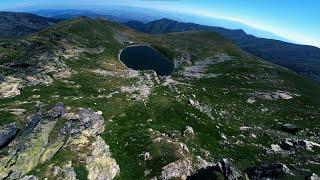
left=86, top=136, right=120, bottom=180
left=0, top=103, right=65, bottom=179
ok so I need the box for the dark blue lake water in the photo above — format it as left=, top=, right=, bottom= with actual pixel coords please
left=119, top=45, right=174, bottom=76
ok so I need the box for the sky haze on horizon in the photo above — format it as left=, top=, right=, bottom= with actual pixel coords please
left=1, top=0, right=319, bottom=47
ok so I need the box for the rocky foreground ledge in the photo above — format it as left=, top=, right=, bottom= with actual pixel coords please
left=1, top=103, right=319, bottom=180
left=0, top=103, right=119, bottom=180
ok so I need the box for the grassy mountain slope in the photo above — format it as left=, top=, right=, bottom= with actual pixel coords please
left=0, top=17, right=320, bottom=179
left=0, top=12, right=60, bottom=39
left=124, top=18, right=320, bottom=84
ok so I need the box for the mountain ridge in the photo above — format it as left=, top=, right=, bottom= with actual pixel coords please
left=124, top=18, right=320, bottom=84
left=0, top=11, right=60, bottom=38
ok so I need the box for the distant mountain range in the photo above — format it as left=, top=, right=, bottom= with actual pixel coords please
left=28, top=8, right=291, bottom=42
left=124, top=18, right=320, bottom=84
left=0, top=12, right=59, bottom=38
left=30, top=9, right=131, bottom=23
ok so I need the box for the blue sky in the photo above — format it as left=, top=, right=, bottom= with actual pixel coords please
left=1, top=0, right=319, bottom=47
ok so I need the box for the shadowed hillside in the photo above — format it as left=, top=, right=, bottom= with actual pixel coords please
left=0, top=11, right=61, bottom=39
left=124, top=18, right=320, bottom=84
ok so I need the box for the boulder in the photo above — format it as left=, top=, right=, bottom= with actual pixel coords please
left=279, top=138, right=295, bottom=150
left=183, top=126, right=194, bottom=137
left=22, top=103, right=65, bottom=136
left=161, top=159, right=193, bottom=180
left=187, top=158, right=242, bottom=180
left=9, top=108, right=27, bottom=116
left=216, top=158, right=242, bottom=180
left=0, top=122, right=18, bottom=148
left=22, top=113, right=42, bottom=135
left=62, top=108, right=104, bottom=137
left=50, top=161, right=77, bottom=180
left=86, top=136, right=120, bottom=180
left=45, top=102, right=65, bottom=119
left=244, top=163, right=293, bottom=179
left=281, top=123, right=302, bottom=134
left=20, top=175, right=38, bottom=180
left=308, top=173, right=320, bottom=180
left=277, top=138, right=320, bottom=151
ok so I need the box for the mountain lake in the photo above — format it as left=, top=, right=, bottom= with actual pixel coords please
left=119, top=45, right=174, bottom=76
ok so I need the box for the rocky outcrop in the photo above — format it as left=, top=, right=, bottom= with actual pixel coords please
left=0, top=122, right=18, bottom=148
left=215, top=159, right=242, bottom=180
left=62, top=108, right=105, bottom=137
left=120, top=71, right=159, bottom=101
left=20, top=175, right=38, bottom=180
left=308, top=173, right=320, bottom=180
left=183, top=126, right=194, bottom=137
left=39, top=134, right=65, bottom=164
left=0, top=103, right=65, bottom=179
left=180, top=54, right=231, bottom=80
left=249, top=90, right=299, bottom=101
left=244, top=163, right=293, bottom=179
left=268, top=138, right=320, bottom=154
left=0, top=103, right=119, bottom=180
left=50, top=161, right=77, bottom=180
left=63, top=109, right=120, bottom=180
left=8, top=108, right=27, bottom=116
left=86, top=136, right=120, bottom=180
left=188, top=158, right=242, bottom=180
left=0, top=76, right=22, bottom=99
left=161, top=159, right=193, bottom=180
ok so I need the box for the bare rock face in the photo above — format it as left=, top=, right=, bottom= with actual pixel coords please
left=161, top=159, right=193, bottom=180
left=63, top=108, right=120, bottom=180
left=269, top=138, right=320, bottom=154
left=308, top=173, right=320, bottom=180
left=183, top=126, right=194, bottom=137
left=50, top=161, right=77, bottom=180
left=215, top=158, right=242, bottom=180
left=0, top=76, right=22, bottom=99
left=188, top=158, right=242, bottom=180
left=86, top=136, right=120, bottom=180
left=244, top=163, right=294, bottom=179
left=0, top=122, right=18, bottom=148
left=0, top=103, right=65, bottom=179
left=62, top=108, right=105, bottom=137
left=20, top=175, right=38, bottom=180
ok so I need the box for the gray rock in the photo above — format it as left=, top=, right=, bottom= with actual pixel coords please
left=308, top=173, right=320, bottom=180
left=0, top=122, right=18, bottom=148
left=23, top=103, right=65, bottom=135
left=244, top=163, right=293, bottom=179
left=20, top=175, right=38, bottom=180
left=216, top=158, right=242, bottom=180
left=187, top=158, right=242, bottom=180
left=9, top=109, right=27, bottom=116
left=45, top=102, right=65, bottom=119
left=23, top=113, right=41, bottom=135
left=62, top=108, right=104, bottom=137
left=0, top=103, right=65, bottom=179
left=279, top=138, right=295, bottom=150
left=183, top=126, right=194, bottom=137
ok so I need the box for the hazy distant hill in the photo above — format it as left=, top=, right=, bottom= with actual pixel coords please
left=0, top=12, right=60, bottom=38
left=124, top=18, right=320, bottom=84
left=51, top=14, right=130, bottom=23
